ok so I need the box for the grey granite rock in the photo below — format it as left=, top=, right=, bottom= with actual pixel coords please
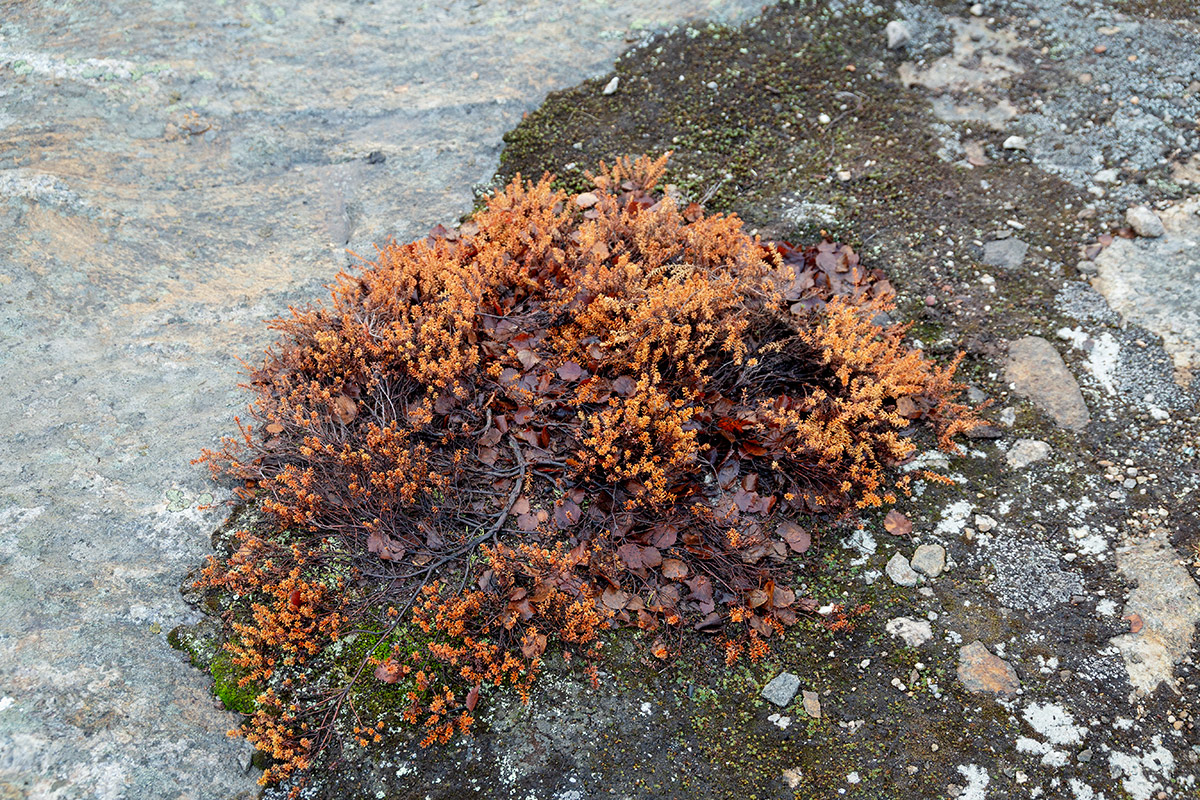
left=1094, top=198, right=1200, bottom=383
left=0, top=1, right=764, bottom=795
left=1125, top=206, right=1166, bottom=238
left=982, top=237, right=1029, bottom=269
left=1109, top=535, right=1200, bottom=695
left=1006, top=438, right=1051, bottom=469
left=761, top=672, right=801, bottom=707
left=885, top=616, right=934, bottom=647
left=911, top=544, right=947, bottom=578
left=886, top=552, right=922, bottom=586
left=957, top=641, right=1020, bottom=696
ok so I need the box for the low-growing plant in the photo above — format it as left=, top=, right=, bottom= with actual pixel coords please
left=194, top=154, right=978, bottom=785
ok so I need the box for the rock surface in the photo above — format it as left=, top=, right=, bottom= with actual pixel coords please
left=761, top=672, right=801, bottom=707
left=1109, top=535, right=1200, bottom=695
left=886, top=20, right=913, bottom=50
left=886, top=552, right=922, bottom=586
left=1124, top=205, right=1165, bottom=238
left=1093, top=198, right=1200, bottom=383
left=1006, top=438, right=1051, bottom=469
left=0, top=1, right=763, bottom=795
left=910, top=544, right=946, bottom=578
left=1004, top=336, right=1090, bottom=430
left=981, top=237, right=1029, bottom=270
left=885, top=616, right=934, bottom=648
left=957, top=641, right=1020, bottom=696
left=801, top=690, right=821, bottom=719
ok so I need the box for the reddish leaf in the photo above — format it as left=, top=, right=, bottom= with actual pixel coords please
left=895, top=396, right=919, bottom=419
left=747, top=588, right=769, bottom=608
left=772, top=586, right=796, bottom=608
left=778, top=520, right=811, bottom=553
left=612, top=375, right=637, bottom=396
left=617, top=542, right=644, bottom=570
left=512, top=496, right=531, bottom=515
left=883, top=509, right=913, bottom=537
left=739, top=542, right=769, bottom=564
left=554, top=497, right=582, bottom=528
left=775, top=607, right=798, bottom=626
left=662, top=558, right=689, bottom=580
left=640, top=546, right=662, bottom=568
left=646, top=524, right=678, bottom=549
left=516, top=349, right=540, bottom=370
left=650, top=638, right=669, bottom=659
left=465, top=685, right=480, bottom=711
left=557, top=361, right=585, bottom=381
left=602, top=587, right=631, bottom=610
left=265, top=422, right=284, bottom=435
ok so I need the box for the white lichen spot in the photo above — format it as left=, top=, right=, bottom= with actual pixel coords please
left=1023, top=702, right=1086, bottom=746
left=935, top=499, right=973, bottom=536
left=1108, top=737, right=1175, bottom=800
left=1016, top=736, right=1069, bottom=767
left=957, top=764, right=990, bottom=800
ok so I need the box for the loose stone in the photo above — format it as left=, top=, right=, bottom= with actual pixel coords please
left=911, top=544, right=947, bottom=578
left=981, top=237, right=1029, bottom=270
left=887, top=552, right=922, bottom=586
left=886, top=20, right=912, bottom=49
left=957, top=640, right=1020, bottom=696
left=886, top=616, right=934, bottom=647
left=1004, top=337, right=1090, bottom=430
left=1125, top=205, right=1165, bottom=238
left=802, top=690, right=821, bottom=719
left=1007, top=438, right=1051, bottom=468
left=761, top=672, right=801, bottom=707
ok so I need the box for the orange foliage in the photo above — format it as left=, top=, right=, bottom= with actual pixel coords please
left=195, top=154, right=978, bottom=784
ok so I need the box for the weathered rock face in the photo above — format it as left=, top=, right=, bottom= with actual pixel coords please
left=0, top=1, right=762, bottom=796
left=957, top=641, right=1020, bottom=696
left=1004, top=336, right=1090, bottom=430
left=1109, top=534, right=1200, bottom=696
left=1093, top=198, right=1200, bottom=385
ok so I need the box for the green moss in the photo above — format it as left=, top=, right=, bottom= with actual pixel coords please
left=210, top=650, right=259, bottom=715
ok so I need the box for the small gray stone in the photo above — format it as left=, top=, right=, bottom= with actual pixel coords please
left=1125, top=205, right=1165, bottom=238
left=1006, top=438, right=1051, bottom=469
left=982, top=237, right=1029, bottom=270
left=601, top=76, right=620, bottom=95
left=911, top=544, right=947, bottom=578
left=1003, top=135, right=1028, bottom=150
left=1076, top=259, right=1098, bottom=275
left=886, top=552, right=922, bottom=586
left=1004, top=337, right=1090, bottom=431
left=1078, top=748, right=1093, bottom=763
left=886, top=20, right=912, bottom=49
left=761, top=672, right=801, bottom=707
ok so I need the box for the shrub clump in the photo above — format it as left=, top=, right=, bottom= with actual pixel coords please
left=196, top=154, right=977, bottom=784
